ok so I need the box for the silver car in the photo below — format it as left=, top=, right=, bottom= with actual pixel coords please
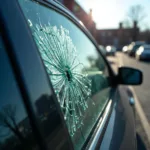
left=136, top=44, right=150, bottom=60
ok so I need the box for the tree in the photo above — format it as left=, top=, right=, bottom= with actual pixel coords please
left=0, top=104, right=24, bottom=142
left=127, top=4, right=146, bottom=26
left=123, top=18, right=131, bottom=28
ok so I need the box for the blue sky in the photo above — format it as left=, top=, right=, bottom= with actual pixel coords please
left=77, top=0, right=150, bottom=30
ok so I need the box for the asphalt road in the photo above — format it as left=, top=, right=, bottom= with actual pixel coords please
left=107, top=52, right=150, bottom=150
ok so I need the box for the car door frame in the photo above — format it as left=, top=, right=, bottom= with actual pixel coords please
left=0, top=0, right=118, bottom=149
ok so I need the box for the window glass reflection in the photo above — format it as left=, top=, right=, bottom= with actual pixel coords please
left=34, top=94, right=70, bottom=150
left=0, top=36, right=39, bottom=150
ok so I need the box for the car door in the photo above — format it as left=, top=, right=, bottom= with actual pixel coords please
left=100, top=86, right=136, bottom=150
left=1, top=0, right=136, bottom=149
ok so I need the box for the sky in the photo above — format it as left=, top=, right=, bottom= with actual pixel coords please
left=77, top=0, right=150, bottom=30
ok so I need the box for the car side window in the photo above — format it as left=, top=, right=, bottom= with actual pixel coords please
left=0, top=35, right=39, bottom=150
left=18, top=0, right=111, bottom=149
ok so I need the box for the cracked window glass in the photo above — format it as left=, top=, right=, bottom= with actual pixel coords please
left=18, top=0, right=111, bottom=149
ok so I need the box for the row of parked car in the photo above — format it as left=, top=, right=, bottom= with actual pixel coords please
left=122, top=41, right=150, bottom=60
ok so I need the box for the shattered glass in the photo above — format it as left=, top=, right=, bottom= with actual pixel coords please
left=18, top=0, right=111, bottom=148
left=32, top=23, right=92, bottom=136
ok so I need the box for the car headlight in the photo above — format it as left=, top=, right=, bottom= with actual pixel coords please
left=136, top=47, right=144, bottom=55
left=106, top=46, right=111, bottom=52
left=123, top=46, right=128, bottom=52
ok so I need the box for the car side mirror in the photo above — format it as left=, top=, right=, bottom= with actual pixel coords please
left=117, top=67, right=143, bottom=85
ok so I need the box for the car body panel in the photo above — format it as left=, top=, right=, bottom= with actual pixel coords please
left=140, top=53, right=150, bottom=60
left=100, top=86, right=136, bottom=150
left=129, top=42, right=145, bottom=57
left=99, top=45, right=106, bottom=56
left=106, top=46, right=116, bottom=56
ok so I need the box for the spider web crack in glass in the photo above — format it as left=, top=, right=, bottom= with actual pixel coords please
left=32, top=23, right=92, bottom=136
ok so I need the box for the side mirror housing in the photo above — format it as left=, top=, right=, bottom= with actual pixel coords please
left=117, top=67, right=143, bottom=85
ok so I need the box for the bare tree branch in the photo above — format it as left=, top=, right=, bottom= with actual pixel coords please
left=0, top=104, right=25, bottom=142
left=127, top=5, right=146, bottom=25
left=123, top=18, right=132, bottom=28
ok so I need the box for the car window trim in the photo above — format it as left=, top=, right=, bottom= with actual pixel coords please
left=82, top=88, right=116, bottom=149
left=88, top=100, right=112, bottom=149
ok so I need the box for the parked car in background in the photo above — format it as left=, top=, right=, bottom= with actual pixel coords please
left=127, top=42, right=134, bottom=54
left=122, top=45, right=128, bottom=53
left=99, top=45, right=106, bottom=55
left=0, top=0, right=143, bottom=150
left=128, top=41, right=146, bottom=57
left=106, top=45, right=116, bottom=56
left=136, top=44, right=150, bottom=60
left=116, top=46, right=123, bottom=51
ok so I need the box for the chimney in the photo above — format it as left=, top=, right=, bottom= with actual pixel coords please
left=133, top=21, right=137, bottom=29
left=119, top=22, right=123, bottom=29
left=89, top=9, right=93, bottom=19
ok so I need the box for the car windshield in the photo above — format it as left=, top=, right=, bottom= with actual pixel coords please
left=133, top=44, right=142, bottom=51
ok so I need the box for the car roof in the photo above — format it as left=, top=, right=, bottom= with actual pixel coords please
left=143, top=44, right=150, bottom=49
left=47, top=0, right=77, bottom=20
left=135, top=41, right=145, bottom=45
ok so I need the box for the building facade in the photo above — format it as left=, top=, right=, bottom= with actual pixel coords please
left=97, top=22, right=139, bottom=49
